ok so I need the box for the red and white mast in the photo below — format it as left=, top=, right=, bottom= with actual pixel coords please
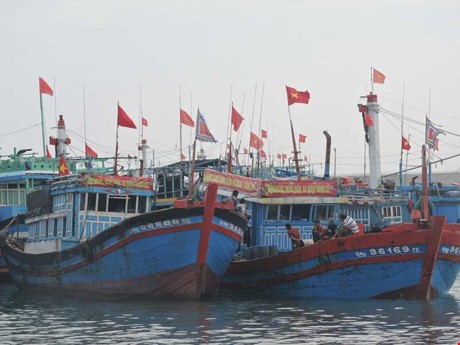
left=366, top=93, right=382, bottom=189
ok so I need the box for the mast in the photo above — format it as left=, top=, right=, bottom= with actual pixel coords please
left=114, top=102, right=120, bottom=175
left=421, top=145, right=429, bottom=220
left=226, top=85, right=233, bottom=173
left=39, top=91, right=47, bottom=158
left=288, top=106, right=301, bottom=180
left=399, top=82, right=405, bottom=187
left=366, top=93, right=381, bottom=189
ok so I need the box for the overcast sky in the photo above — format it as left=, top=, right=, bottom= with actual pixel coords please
left=1, top=0, right=459, bottom=176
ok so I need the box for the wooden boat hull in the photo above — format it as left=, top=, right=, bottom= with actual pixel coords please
left=3, top=206, right=245, bottom=299
left=222, top=216, right=460, bottom=299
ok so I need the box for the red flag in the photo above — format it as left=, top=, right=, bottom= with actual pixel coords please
left=181, top=153, right=186, bottom=160
left=85, top=143, right=98, bottom=158
left=142, top=117, right=148, bottom=127
left=249, top=132, right=264, bottom=150
left=304, top=155, right=308, bottom=162
left=118, top=104, right=137, bottom=129
left=180, top=109, right=194, bottom=127
left=261, top=129, right=268, bottom=139
left=401, top=136, right=411, bottom=151
left=299, top=134, right=307, bottom=143
left=286, top=85, right=310, bottom=106
left=46, top=145, right=52, bottom=158
left=39, top=77, right=53, bottom=96
left=282, top=153, right=287, bottom=159
left=277, top=153, right=281, bottom=159
left=260, top=149, right=266, bottom=159
left=373, top=68, right=385, bottom=84
left=59, top=154, right=70, bottom=176
left=365, top=112, right=374, bottom=126
left=244, top=148, right=249, bottom=154
left=231, top=106, right=244, bottom=132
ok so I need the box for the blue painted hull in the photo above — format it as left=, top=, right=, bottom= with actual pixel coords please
left=3, top=207, right=245, bottom=299
left=222, top=219, right=460, bottom=299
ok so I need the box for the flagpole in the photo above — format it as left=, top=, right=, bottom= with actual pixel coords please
left=249, top=83, right=257, bottom=177
left=39, top=90, right=47, bottom=158
left=227, top=101, right=233, bottom=173
left=226, top=84, right=233, bottom=170
left=371, top=67, right=374, bottom=93
left=53, top=75, right=57, bottom=128
left=399, top=82, right=405, bottom=187
left=83, top=86, right=87, bottom=157
left=257, top=81, right=265, bottom=177
left=139, top=84, right=143, bottom=141
left=405, top=134, right=410, bottom=185
left=287, top=106, right=301, bottom=180
left=179, top=86, right=183, bottom=162
left=188, top=139, right=197, bottom=200
left=114, top=102, right=119, bottom=175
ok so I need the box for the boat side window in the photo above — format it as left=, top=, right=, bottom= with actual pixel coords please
left=314, top=205, right=329, bottom=221
left=279, top=205, right=291, bottom=221
left=80, top=193, right=86, bottom=210
left=88, top=193, right=97, bottom=211
left=127, top=196, right=137, bottom=213
left=267, top=205, right=278, bottom=221
left=108, top=195, right=127, bottom=213
left=292, top=204, right=311, bottom=220
left=138, top=196, right=147, bottom=213
left=63, top=217, right=67, bottom=237
left=53, top=218, right=58, bottom=237
left=98, top=194, right=107, bottom=212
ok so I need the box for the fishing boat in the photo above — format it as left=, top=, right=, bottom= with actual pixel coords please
left=0, top=173, right=245, bottom=299
left=216, top=142, right=460, bottom=299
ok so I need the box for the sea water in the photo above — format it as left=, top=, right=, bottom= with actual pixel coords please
left=0, top=277, right=459, bottom=344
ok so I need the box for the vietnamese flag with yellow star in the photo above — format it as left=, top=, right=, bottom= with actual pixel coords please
left=286, top=86, right=310, bottom=106
left=59, top=154, right=70, bottom=176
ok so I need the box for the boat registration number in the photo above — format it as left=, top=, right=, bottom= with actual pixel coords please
left=218, top=220, right=245, bottom=237
left=440, top=245, right=460, bottom=255
left=355, top=245, right=420, bottom=258
left=139, top=218, right=192, bottom=231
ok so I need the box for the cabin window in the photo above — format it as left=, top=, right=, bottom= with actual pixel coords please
left=108, top=195, right=127, bottom=213
left=63, top=217, right=67, bottom=237
left=279, top=205, right=291, bottom=221
left=313, top=205, right=334, bottom=221
left=267, top=205, right=278, bottom=221
left=98, top=194, right=107, bottom=212
left=88, top=193, right=97, bottom=211
left=138, top=196, right=147, bottom=213
left=292, top=204, right=311, bottom=221
left=127, top=196, right=137, bottom=213
left=80, top=193, right=86, bottom=210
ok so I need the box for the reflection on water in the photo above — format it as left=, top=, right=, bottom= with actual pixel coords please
left=0, top=278, right=459, bottom=344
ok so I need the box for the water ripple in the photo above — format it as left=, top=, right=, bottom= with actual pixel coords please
left=0, top=277, right=459, bottom=344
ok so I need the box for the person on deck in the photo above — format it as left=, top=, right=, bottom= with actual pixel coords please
left=285, top=223, right=304, bottom=249
left=312, top=220, right=329, bottom=243
left=237, top=198, right=251, bottom=246
left=335, top=214, right=359, bottom=238
left=327, top=218, right=338, bottom=238
left=227, top=190, right=239, bottom=210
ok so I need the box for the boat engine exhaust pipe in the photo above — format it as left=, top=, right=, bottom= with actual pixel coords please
left=323, top=130, right=331, bottom=179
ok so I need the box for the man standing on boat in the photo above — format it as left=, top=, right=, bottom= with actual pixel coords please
left=227, top=190, right=239, bottom=210
left=285, top=223, right=304, bottom=249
